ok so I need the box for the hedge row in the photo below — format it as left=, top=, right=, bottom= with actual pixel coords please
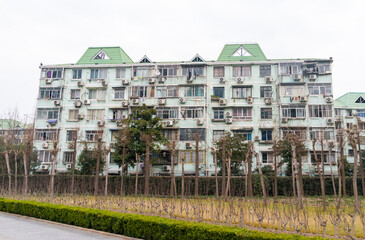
left=0, top=198, right=328, bottom=240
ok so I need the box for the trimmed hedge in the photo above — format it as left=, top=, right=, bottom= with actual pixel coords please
left=0, top=198, right=328, bottom=240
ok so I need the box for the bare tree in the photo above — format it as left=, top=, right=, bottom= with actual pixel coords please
left=252, top=144, right=267, bottom=206
left=94, top=134, right=103, bottom=196
left=312, top=139, right=326, bottom=211
left=291, top=138, right=302, bottom=209
left=168, top=141, right=177, bottom=198
left=245, top=141, right=253, bottom=198
left=181, top=155, right=185, bottom=200
left=210, top=147, right=219, bottom=197
left=347, top=129, right=360, bottom=213
left=194, top=137, right=200, bottom=198
left=49, top=132, right=59, bottom=198
left=103, top=144, right=112, bottom=197
left=71, top=130, right=78, bottom=194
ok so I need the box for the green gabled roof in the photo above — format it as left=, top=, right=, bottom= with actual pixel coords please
left=76, top=47, right=133, bottom=65
left=217, top=43, right=267, bottom=62
left=334, top=92, right=365, bottom=108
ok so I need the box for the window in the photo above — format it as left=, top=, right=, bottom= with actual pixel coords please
left=70, top=89, right=80, bottom=100
left=213, top=87, right=224, bottom=98
left=133, top=67, right=154, bottom=77
left=279, top=63, right=302, bottom=75
left=162, top=129, right=179, bottom=141
left=37, top=108, right=59, bottom=120
left=182, top=66, right=205, bottom=76
left=38, top=150, right=52, bottom=163
left=150, top=151, right=178, bottom=165
left=213, top=108, right=225, bottom=120
left=159, top=66, right=178, bottom=76
left=93, top=50, right=109, bottom=60
left=66, top=130, right=77, bottom=141
left=179, top=150, right=205, bottom=163
left=310, top=151, right=335, bottom=163
left=89, top=89, right=106, bottom=100
left=213, top=130, right=225, bottom=141
left=68, top=109, right=79, bottom=120
left=110, top=130, right=119, bottom=142
left=156, top=107, right=179, bottom=119
left=260, top=86, right=272, bottom=98
left=64, top=152, right=74, bottom=164
left=260, top=65, right=271, bottom=77
left=39, top=88, right=61, bottom=99
left=85, top=130, right=103, bottom=142
left=86, top=109, right=105, bottom=121
left=213, top=67, right=224, bottom=77
left=310, top=128, right=334, bottom=140
left=112, top=109, right=124, bottom=120
left=34, top=129, right=57, bottom=141
left=308, top=83, right=332, bottom=95
left=318, top=64, right=331, bottom=74
left=232, top=130, right=252, bottom=141
left=90, top=69, right=107, bottom=79
left=72, top=69, right=82, bottom=79
left=182, top=86, right=205, bottom=97
left=335, top=109, right=342, bottom=117
left=348, top=149, right=354, bottom=157
left=282, top=128, right=307, bottom=140
left=116, top=68, right=126, bottom=78
left=261, top=108, right=272, bottom=120
left=281, top=105, right=305, bottom=118
left=131, top=86, right=155, bottom=98
left=262, top=152, right=273, bottom=164
left=309, top=105, right=333, bottom=118
left=156, top=86, right=179, bottom=98
left=232, top=108, right=252, bottom=120
left=261, top=129, right=272, bottom=141
left=355, top=96, right=365, bottom=103
left=233, top=66, right=251, bottom=77
left=335, top=121, right=342, bottom=130
left=41, top=68, right=63, bottom=79
left=232, top=87, right=252, bottom=98
left=346, top=123, right=353, bottom=130
left=180, top=128, right=205, bottom=141
left=280, top=85, right=305, bottom=96
left=181, top=107, right=204, bottom=119
left=114, top=88, right=125, bottom=99
left=357, top=110, right=365, bottom=117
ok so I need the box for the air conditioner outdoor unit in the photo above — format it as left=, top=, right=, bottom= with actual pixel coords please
left=77, top=81, right=84, bottom=87
left=84, top=99, right=91, bottom=105
left=74, top=100, right=82, bottom=108
left=186, top=142, right=192, bottom=149
left=254, top=136, right=260, bottom=142
left=293, top=74, right=302, bottom=80
left=326, top=96, right=333, bottom=103
left=45, top=79, right=52, bottom=84
left=219, top=77, right=225, bottom=83
left=264, top=98, right=272, bottom=105
left=121, top=100, right=129, bottom=107
left=158, top=98, right=166, bottom=105
left=309, top=74, right=317, bottom=80
left=281, top=118, right=288, bottom=123
left=101, top=80, right=108, bottom=86
left=159, top=77, right=166, bottom=83
left=54, top=100, right=61, bottom=106
left=327, top=118, right=334, bottom=125
left=148, top=78, right=155, bottom=84
left=247, top=97, right=253, bottom=104
left=41, top=164, right=49, bottom=171
left=66, top=164, right=72, bottom=170
left=132, top=98, right=140, bottom=105
left=187, top=76, right=193, bottom=83
left=179, top=97, right=186, bottom=104
left=122, top=79, right=129, bottom=85
left=166, top=120, right=174, bottom=127
left=197, top=119, right=204, bottom=125
left=225, top=112, right=232, bottom=118
left=97, top=120, right=105, bottom=127
left=265, top=76, right=273, bottom=83
left=77, top=113, right=84, bottom=120
left=163, top=165, right=171, bottom=171
left=219, top=98, right=227, bottom=105
left=225, top=118, right=233, bottom=124
left=42, top=142, right=49, bottom=149
left=237, top=78, right=243, bottom=83
left=67, top=142, right=74, bottom=149
left=300, top=96, right=307, bottom=102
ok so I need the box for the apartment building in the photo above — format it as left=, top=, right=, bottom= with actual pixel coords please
left=34, top=44, right=335, bottom=176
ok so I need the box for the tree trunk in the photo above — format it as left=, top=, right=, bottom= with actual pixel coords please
left=104, top=150, right=110, bottom=198
left=144, top=135, right=151, bottom=196
left=312, top=140, right=326, bottom=211
left=135, top=154, right=139, bottom=198
left=221, top=140, right=226, bottom=198
left=291, top=155, right=296, bottom=198
left=247, top=143, right=253, bottom=197
left=213, top=150, right=219, bottom=197
left=255, top=151, right=267, bottom=206
left=49, top=153, right=56, bottom=197
left=329, top=146, right=337, bottom=198
left=4, top=151, right=11, bottom=192
left=349, top=133, right=360, bottom=213
left=14, top=152, right=18, bottom=194
left=320, top=139, right=326, bottom=211
left=274, top=154, right=278, bottom=198
left=170, top=142, right=177, bottom=198
left=357, top=131, right=365, bottom=197
left=94, top=139, right=102, bottom=197
left=291, top=142, right=302, bottom=209
left=22, top=152, right=28, bottom=195
left=194, top=140, right=199, bottom=198
left=181, top=158, right=185, bottom=200
left=71, top=136, right=77, bottom=194
left=120, top=141, right=126, bottom=197
left=225, top=155, right=231, bottom=199
left=339, top=131, right=346, bottom=197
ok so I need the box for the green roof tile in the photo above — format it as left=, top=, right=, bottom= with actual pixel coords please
left=76, top=47, right=133, bottom=65
left=217, top=43, right=267, bottom=62
left=334, top=92, right=365, bottom=109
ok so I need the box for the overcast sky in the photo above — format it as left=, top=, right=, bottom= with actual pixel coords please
left=0, top=0, right=364, bottom=121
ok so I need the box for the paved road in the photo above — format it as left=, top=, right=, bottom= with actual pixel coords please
left=0, top=212, right=137, bottom=240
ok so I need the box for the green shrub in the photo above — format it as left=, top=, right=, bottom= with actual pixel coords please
left=0, top=198, right=329, bottom=240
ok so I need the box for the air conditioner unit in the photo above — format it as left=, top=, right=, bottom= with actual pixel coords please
left=54, top=100, right=61, bottom=106
left=77, top=81, right=84, bottom=87
left=122, top=79, right=129, bottom=85
left=254, top=136, right=260, bottom=142
left=219, top=77, right=225, bottom=83
left=237, top=78, right=243, bottom=83
left=158, top=98, right=166, bottom=105
left=327, top=118, right=334, bottom=125
left=148, top=78, right=155, bottom=84
left=67, top=142, right=74, bottom=149
left=121, top=100, right=129, bottom=107
left=219, top=98, right=227, bottom=105
left=41, top=164, right=49, bottom=171
left=326, top=96, right=333, bottom=103
left=187, top=76, right=193, bottom=83
left=247, top=97, right=253, bottom=104
left=159, top=77, right=166, bottom=83
left=309, top=74, right=317, bottom=81
left=281, top=118, right=288, bottom=123
left=74, top=100, right=82, bottom=108
left=77, top=113, right=84, bottom=120
left=265, top=76, right=273, bottom=83
left=264, top=98, right=272, bottom=105
left=197, top=119, right=204, bottom=125
left=45, top=79, right=52, bottom=84
left=132, top=98, right=140, bottom=105
left=225, top=112, right=232, bottom=118
left=225, top=118, right=233, bottom=124
left=101, top=80, right=108, bottom=86
left=300, top=96, right=308, bottom=102
left=186, top=142, right=192, bottom=149
left=179, top=97, right=186, bottom=104
left=66, top=164, right=72, bottom=170
left=166, top=120, right=174, bottom=127
left=84, top=99, right=91, bottom=105
left=293, top=74, right=302, bottom=80
left=163, top=165, right=171, bottom=171
left=42, top=142, right=49, bottom=149
left=97, top=120, right=105, bottom=127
